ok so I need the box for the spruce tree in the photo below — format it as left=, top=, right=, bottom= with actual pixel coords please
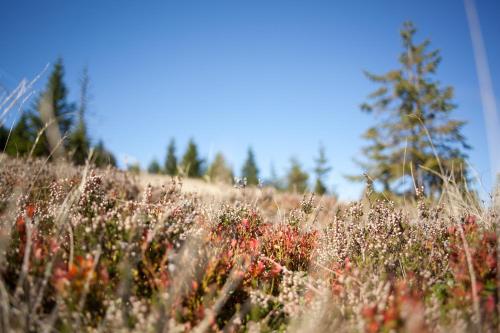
left=356, top=22, right=470, bottom=198
left=45, top=58, right=75, bottom=136
left=3, top=114, right=30, bottom=156
left=165, top=138, right=178, bottom=176
left=31, top=58, right=76, bottom=156
left=128, top=163, right=141, bottom=174
left=0, top=125, right=8, bottom=151
left=241, top=147, right=259, bottom=186
left=92, top=140, right=116, bottom=167
left=207, top=152, right=233, bottom=184
left=313, top=144, right=331, bottom=195
left=181, top=139, right=203, bottom=178
left=68, top=67, right=91, bottom=165
left=286, top=158, right=309, bottom=193
left=148, top=159, right=161, bottom=174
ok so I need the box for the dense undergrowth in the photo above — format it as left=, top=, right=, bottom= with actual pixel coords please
left=0, top=156, right=498, bottom=332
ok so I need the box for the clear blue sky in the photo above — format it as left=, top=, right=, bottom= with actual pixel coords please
left=1, top=0, right=499, bottom=200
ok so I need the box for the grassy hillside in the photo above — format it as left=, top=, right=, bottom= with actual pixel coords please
left=0, top=155, right=498, bottom=332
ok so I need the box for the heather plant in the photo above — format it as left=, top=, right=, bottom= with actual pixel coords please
left=0, top=155, right=498, bottom=332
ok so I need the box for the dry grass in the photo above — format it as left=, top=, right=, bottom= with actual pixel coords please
left=138, top=173, right=240, bottom=201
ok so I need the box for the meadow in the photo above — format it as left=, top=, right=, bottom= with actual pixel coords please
left=0, top=155, right=498, bottom=332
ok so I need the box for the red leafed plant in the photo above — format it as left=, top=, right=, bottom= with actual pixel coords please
left=448, top=215, right=498, bottom=324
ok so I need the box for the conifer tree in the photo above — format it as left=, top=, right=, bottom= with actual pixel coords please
left=128, top=163, right=141, bottom=174
left=207, top=152, right=233, bottom=184
left=0, top=125, right=8, bottom=151
left=241, top=147, right=259, bottom=186
left=92, top=140, right=116, bottom=167
left=165, top=138, right=178, bottom=176
left=355, top=22, right=470, bottom=198
left=68, top=67, right=91, bottom=165
left=2, top=114, right=37, bottom=156
left=31, top=58, right=76, bottom=156
left=286, top=158, right=309, bottom=193
left=46, top=59, right=75, bottom=136
left=148, top=159, right=161, bottom=174
left=181, top=139, right=203, bottom=178
left=314, top=144, right=331, bottom=195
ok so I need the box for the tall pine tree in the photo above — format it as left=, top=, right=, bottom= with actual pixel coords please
left=241, top=147, right=259, bottom=186
left=181, top=139, right=203, bottom=178
left=2, top=113, right=37, bottom=156
left=31, top=58, right=76, bottom=157
left=356, top=22, right=470, bottom=199
left=148, top=159, right=161, bottom=174
left=165, top=138, right=178, bottom=176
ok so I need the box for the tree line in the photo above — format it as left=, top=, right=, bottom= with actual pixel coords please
left=0, top=59, right=116, bottom=168
left=143, top=139, right=333, bottom=195
left=1, top=22, right=472, bottom=199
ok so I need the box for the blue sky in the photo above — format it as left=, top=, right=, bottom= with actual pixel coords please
left=1, top=0, right=499, bottom=200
